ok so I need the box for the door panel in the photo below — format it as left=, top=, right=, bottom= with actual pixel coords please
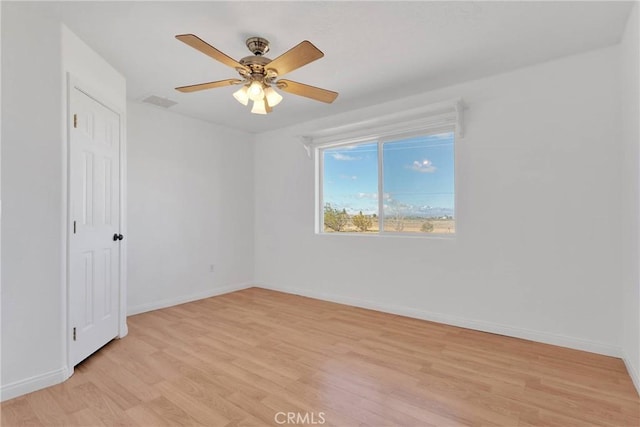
left=69, top=87, right=121, bottom=366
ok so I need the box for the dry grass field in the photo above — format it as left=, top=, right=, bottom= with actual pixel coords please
left=326, top=218, right=455, bottom=234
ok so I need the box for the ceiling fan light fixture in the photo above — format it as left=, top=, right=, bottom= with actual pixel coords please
left=232, top=86, right=249, bottom=106
left=251, top=98, right=268, bottom=114
left=264, top=87, right=283, bottom=107
left=247, top=80, right=265, bottom=102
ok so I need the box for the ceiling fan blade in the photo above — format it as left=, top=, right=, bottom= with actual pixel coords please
left=266, top=41, right=324, bottom=77
left=277, top=80, right=338, bottom=103
left=176, top=34, right=248, bottom=71
left=175, top=79, right=242, bottom=93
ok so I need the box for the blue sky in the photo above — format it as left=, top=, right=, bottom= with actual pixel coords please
left=323, top=132, right=455, bottom=217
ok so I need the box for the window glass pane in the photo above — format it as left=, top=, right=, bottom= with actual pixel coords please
left=322, top=143, right=379, bottom=232
left=382, top=132, right=455, bottom=234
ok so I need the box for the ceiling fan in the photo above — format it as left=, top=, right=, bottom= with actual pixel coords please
left=175, top=34, right=338, bottom=114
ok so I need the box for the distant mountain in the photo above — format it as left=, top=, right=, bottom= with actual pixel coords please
left=405, top=206, right=454, bottom=218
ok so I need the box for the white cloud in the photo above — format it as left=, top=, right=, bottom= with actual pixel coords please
left=356, top=192, right=391, bottom=200
left=331, top=152, right=360, bottom=161
left=339, top=174, right=357, bottom=180
left=357, top=192, right=378, bottom=200
left=409, top=159, right=437, bottom=173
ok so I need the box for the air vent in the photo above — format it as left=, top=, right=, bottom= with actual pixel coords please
left=142, top=95, right=177, bottom=108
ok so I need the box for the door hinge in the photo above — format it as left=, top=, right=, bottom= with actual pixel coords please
left=73, top=114, right=77, bottom=128
left=73, top=220, right=76, bottom=234
left=73, top=327, right=76, bottom=341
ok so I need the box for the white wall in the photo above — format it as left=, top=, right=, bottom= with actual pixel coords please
left=0, top=0, right=4, bottom=402
left=1, top=3, right=126, bottom=401
left=127, top=102, right=254, bottom=314
left=621, top=3, right=640, bottom=393
left=1, top=3, right=65, bottom=400
left=62, top=26, right=127, bottom=112
left=254, top=45, right=624, bottom=356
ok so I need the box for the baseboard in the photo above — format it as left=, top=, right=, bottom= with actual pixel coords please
left=256, top=283, right=621, bottom=358
left=1, top=366, right=70, bottom=403
left=623, top=352, right=640, bottom=397
left=127, top=282, right=253, bottom=316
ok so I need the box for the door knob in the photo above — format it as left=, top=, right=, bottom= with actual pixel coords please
left=113, top=233, right=124, bottom=241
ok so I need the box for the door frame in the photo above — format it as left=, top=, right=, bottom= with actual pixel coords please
left=64, top=73, right=127, bottom=378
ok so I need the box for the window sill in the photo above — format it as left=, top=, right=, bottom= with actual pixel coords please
left=316, top=231, right=456, bottom=240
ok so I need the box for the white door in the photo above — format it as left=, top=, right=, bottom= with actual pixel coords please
left=69, top=87, right=121, bottom=366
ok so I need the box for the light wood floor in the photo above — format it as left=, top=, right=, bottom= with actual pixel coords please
left=2, top=288, right=638, bottom=426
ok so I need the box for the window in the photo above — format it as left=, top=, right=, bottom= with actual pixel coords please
left=306, top=98, right=463, bottom=236
left=320, top=131, right=455, bottom=235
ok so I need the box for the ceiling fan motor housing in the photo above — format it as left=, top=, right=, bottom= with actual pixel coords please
left=239, top=55, right=276, bottom=83
left=246, top=37, right=270, bottom=56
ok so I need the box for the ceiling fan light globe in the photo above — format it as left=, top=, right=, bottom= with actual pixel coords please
left=251, top=99, right=268, bottom=114
left=248, top=81, right=265, bottom=101
left=233, top=86, right=249, bottom=106
left=264, top=87, right=283, bottom=107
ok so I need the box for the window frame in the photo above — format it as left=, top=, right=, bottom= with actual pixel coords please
left=300, top=98, right=466, bottom=239
left=317, top=127, right=457, bottom=237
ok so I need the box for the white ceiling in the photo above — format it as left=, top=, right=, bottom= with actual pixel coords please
left=37, top=1, right=633, bottom=133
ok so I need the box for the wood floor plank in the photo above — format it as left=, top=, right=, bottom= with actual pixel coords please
left=24, top=387, right=69, bottom=426
left=70, top=381, right=137, bottom=425
left=43, top=381, right=88, bottom=415
left=124, top=404, right=173, bottom=427
left=156, top=376, right=264, bottom=425
left=1, top=287, right=638, bottom=426
left=0, top=397, right=43, bottom=426
left=145, top=395, right=206, bottom=427
left=153, top=381, right=231, bottom=426
left=69, top=407, right=107, bottom=426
